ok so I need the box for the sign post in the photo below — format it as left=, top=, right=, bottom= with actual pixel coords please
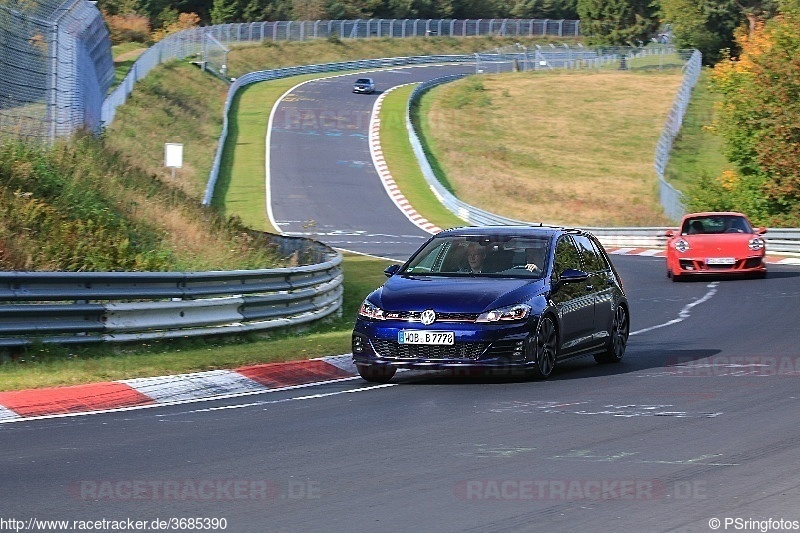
left=164, top=143, right=183, bottom=180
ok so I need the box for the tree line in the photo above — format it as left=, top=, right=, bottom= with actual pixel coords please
left=98, top=0, right=788, bottom=62
left=97, top=0, right=579, bottom=30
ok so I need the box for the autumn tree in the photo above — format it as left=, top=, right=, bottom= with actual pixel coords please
left=702, top=11, right=800, bottom=224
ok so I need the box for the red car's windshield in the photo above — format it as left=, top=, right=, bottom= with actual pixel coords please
left=681, top=215, right=752, bottom=235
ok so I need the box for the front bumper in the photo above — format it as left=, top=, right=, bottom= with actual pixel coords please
left=672, top=255, right=766, bottom=275
left=352, top=319, right=534, bottom=370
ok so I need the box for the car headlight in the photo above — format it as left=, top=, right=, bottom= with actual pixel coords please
left=358, top=300, right=386, bottom=320
left=748, top=237, right=765, bottom=251
left=674, top=239, right=690, bottom=253
left=476, top=303, right=531, bottom=323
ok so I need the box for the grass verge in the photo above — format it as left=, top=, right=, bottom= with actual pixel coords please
left=378, top=84, right=466, bottom=230
left=416, top=69, right=685, bottom=227
left=663, top=69, right=730, bottom=193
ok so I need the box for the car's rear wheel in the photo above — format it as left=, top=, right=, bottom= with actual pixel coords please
left=595, top=304, right=629, bottom=364
left=526, top=316, right=558, bottom=380
left=357, top=364, right=396, bottom=383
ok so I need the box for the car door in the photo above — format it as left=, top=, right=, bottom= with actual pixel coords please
left=550, top=235, right=595, bottom=353
left=573, top=234, right=610, bottom=347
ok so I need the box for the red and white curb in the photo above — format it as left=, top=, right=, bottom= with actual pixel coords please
left=369, top=84, right=441, bottom=235
left=0, top=355, right=358, bottom=423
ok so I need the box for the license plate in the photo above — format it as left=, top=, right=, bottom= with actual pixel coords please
left=398, top=330, right=454, bottom=345
left=707, top=257, right=735, bottom=265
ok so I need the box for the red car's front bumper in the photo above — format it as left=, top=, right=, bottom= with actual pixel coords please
left=668, top=255, right=766, bottom=277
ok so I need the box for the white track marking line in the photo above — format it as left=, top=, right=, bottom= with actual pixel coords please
left=630, top=282, right=719, bottom=336
left=159, top=383, right=397, bottom=416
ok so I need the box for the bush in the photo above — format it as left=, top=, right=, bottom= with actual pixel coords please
left=105, top=12, right=150, bottom=45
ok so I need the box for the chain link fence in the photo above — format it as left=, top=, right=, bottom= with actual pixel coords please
left=475, top=43, right=686, bottom=73
left=655, top=49, right=702, bottom=220
left=0, top=0, right=113, bottom=143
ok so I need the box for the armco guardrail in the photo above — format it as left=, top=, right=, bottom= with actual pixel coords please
left=0, top=240, right=343, bottom=348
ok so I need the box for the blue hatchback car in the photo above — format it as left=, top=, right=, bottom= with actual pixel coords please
left=352, top=226, right=629, bottom=383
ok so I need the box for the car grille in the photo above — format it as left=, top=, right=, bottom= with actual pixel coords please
left=384, top=311, right=480, bottom=323
left=371, top=339, right=488, bottom=360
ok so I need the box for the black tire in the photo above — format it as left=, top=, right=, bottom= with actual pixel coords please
left=357, top=364, right=396, bottom=383
left=526, top=316, right=558, bottom=380
left=595, top=304, right=629, bottom=364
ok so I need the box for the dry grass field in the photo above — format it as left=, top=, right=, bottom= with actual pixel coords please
left=419, top=69, right=685, bottom=227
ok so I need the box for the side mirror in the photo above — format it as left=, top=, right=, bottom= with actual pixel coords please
left=384, top=264, right=400, bottom=277
left=757, top=227, right=767, bottom=235
left=665, top=229, right=675, bottom=238
left=558, top=268, right=589, bottom=284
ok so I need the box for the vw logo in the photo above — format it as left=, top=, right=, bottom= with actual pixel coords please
left=420, top=309, right=436, bottom=326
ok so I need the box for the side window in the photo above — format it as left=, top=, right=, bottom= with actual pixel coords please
left=573, top=235, right=605, bottom=273
left=553, top=236, right=582, bottom=281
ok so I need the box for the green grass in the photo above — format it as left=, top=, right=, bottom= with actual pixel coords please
left=111, top=42, right=148, bottom=89
left=415, top=70, right=684, bottom=226
left=378, top=84, right=466, bottom=231
left=663, top=69, right=730, bottom=192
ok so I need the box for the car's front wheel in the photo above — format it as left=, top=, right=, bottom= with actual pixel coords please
left=357, top=364, right=396, bottom=383
left=595, top=304, right=629, bottom=364
left=526, top=316, right=558, bottom=380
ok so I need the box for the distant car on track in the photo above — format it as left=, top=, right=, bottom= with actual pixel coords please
left=353, top=77, right=376, bottom=94
left=665, top=211, right=767, bottom=281
left=352, top=226, right=630, bottom=383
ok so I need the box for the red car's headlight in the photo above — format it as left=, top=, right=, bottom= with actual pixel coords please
left=673, top=239, right=690, bottom=253
left=748, top=237, right=765, bottom=251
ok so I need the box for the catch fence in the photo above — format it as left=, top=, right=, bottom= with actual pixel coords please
left=0, top=0, right=113, bottom=143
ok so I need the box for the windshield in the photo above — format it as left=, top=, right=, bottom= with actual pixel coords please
left=401, top=235, right=550, bottom=278
left=681, top=215, right=752, bottom=235
left=355, top=79, right=372, bottom=84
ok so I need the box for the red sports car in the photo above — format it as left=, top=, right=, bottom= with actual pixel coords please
left=665, top=212, right=767, bottom=281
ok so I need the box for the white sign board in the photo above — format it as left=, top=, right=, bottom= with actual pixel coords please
left=165, top=143, right=183, bottom=168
